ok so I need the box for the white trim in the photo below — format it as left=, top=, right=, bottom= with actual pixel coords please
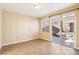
left=49, top=17, right=52, bottom=42
left=2, top=38, right=39, bottom=46
left=74, top=16, right=77, bottom=48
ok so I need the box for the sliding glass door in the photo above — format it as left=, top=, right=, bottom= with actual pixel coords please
left=61, top=12, right=76, bottom=48
left=51, top=11, right=76, bottom=48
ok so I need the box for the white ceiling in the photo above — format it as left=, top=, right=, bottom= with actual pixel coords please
left=0, top=3, right=76, bottom=18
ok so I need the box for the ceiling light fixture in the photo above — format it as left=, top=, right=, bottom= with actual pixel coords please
left=33, top=4, right=40, bottom=8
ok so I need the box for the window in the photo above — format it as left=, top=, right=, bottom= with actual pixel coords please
left=61, top=11, right=76, bottom=32
left=41, top=18, right=49, bottom=32
left=51, top=15, right=61, bottom=29
left=52, top=15, right=61, bottom=21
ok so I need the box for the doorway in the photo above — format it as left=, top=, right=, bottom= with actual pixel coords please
left=51, top=12, right=76, bottom=48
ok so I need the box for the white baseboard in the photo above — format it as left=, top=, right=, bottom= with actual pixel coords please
left=3, top=38, right=38, bottom=46
left=2, top=37, right=50, bottom=46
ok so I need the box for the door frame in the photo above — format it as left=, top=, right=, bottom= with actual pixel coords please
left=50, top=16, right=77, bottom=48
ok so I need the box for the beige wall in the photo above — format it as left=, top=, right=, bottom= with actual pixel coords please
left=39, top=32, right=50, bottom=41
left=2, top=11, right=39, bottom=45
left=0, top=9, right=2, bottom=48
